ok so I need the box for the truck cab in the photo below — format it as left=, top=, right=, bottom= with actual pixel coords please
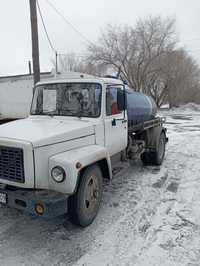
left=0, top=74, right=167, bottom=227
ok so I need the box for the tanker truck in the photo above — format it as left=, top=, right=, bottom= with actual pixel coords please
left=0, top=74, right=168, bottom=227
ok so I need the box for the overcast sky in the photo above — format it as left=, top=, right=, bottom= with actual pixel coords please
left=0, top=0, right=200, bottom=76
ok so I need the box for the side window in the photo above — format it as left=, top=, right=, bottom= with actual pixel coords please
left=106, top=86, right=124, bottom=116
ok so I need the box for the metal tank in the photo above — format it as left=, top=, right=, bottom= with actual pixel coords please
left=125, top=88, right=157, bottom=125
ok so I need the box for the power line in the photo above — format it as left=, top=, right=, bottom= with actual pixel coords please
left=58, top=53, right=89, bottom=57
left=35, top=1, right=91, bottom=73
left=36, top=0, right=56, bottom=53
left=44, top=0, right=94, bottom=46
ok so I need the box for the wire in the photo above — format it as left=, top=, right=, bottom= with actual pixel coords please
left=44, top=0, right=94, bottom=46
left=36, top=1, right=200, bottom=62
left=36, top=0, right=57, bottom=53
left=58, top=53, right=89, bottom=57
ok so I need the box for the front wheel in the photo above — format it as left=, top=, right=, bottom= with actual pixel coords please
left=68, top=165, right=103, bottom=227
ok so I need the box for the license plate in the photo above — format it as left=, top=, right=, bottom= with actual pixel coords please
left=0, top=192, right=7, bottom=204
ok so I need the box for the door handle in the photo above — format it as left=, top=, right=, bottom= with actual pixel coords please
left=112, top=119, right=116, bottom=126
left=112, top=119, right=127, bottom=126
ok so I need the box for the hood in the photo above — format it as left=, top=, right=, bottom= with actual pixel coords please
left=0, top=117, right=95, bottom=148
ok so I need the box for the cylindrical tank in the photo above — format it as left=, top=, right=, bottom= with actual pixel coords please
left=125, top=88, right=157, bottom=125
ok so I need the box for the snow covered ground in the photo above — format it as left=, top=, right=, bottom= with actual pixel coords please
left=0, top=105, right=200, bottom=266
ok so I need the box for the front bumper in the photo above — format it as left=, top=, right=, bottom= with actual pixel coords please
left=0, top=185, right=69, bottom=218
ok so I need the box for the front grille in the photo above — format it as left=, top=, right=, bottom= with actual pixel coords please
left=0, top=146, right=25, bottom=183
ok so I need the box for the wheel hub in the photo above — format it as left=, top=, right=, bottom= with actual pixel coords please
left=84, top=176, right=99, bottom=211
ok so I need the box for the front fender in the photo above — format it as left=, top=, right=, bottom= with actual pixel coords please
left=48, top=145, right=112, bottom=194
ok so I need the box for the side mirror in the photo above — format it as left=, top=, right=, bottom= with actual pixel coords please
left=117, top=90, right=125, bottom=111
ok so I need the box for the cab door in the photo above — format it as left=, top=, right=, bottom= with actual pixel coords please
left=104, top=85, right=128, bottom=156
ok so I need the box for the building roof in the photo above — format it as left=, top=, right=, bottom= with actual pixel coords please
left=0, top=71, right=124, bottom=86
left=0, top=72, right=52, bottom=83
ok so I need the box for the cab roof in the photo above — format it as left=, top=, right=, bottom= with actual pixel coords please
left=36, top=72, right=124, bottom=87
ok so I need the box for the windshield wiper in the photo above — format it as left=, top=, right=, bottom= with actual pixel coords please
left=31, top=110, right=58, bottom=117
left=43, top=110, right=58, bottom=117
left=59, top=108, right=78, bottom=116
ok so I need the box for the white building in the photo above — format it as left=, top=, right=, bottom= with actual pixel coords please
left=0, top=71, right=97, bottom=122
left=0, top=72, right=54, bottom=120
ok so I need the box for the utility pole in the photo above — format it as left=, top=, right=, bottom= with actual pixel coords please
left=29, top=0, right=40, bottom=85
left=28, top=60, right=32, bottom=75
left=55, top=51, right=58, bottom=76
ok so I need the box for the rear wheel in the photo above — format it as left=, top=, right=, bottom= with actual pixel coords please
left=140, top=152, right=151, bottom=165
left=141, top=132, right=166, bottom=166
left=151, top=131, right=166, bottom=165
left=68, top=165, right=103, bottom=227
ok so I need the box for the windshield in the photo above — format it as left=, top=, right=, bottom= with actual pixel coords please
left=31, top=83, right=102, bottom=118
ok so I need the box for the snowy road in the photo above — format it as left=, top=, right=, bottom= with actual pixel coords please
left=0, top=106, right=200, bottom=266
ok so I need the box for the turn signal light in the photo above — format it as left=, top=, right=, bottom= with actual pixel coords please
left=76, top=162, right=82, bottom=169
left=35, top=203, right=44, bottom=215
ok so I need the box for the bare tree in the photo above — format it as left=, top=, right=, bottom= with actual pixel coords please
left=50, top=16, right=200, bottom=107
left=57, top=53, right=85, bottom=73
left=86, top=16, right=200, bottom=107
left=157, top=49, right=200, bottom=107
left=87, top=16, right=177, bottom=91
left=52, top=53, right=108, bottom=76
left=141, top=49, right=200, bottom=107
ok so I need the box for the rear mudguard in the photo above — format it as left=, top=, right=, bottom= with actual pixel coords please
left=146, top=126, right=167, bottom=151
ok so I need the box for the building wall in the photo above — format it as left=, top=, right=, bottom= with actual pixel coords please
left=0, top=73, right=53, bottom=119
left=0, top=78, right=33, bottom=119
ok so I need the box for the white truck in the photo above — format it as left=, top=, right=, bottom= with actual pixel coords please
left=0, top=74, right=167, bottom=227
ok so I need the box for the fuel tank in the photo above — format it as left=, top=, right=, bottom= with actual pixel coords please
left=125, top=88, right=157, bottom=125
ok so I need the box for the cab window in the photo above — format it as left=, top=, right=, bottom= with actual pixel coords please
left=106, top=86, right=124, bottom=116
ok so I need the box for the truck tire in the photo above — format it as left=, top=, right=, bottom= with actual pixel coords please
left=151, top=131, right=166, bottom=165
left=140, top=152, right=151, bottom=165
left=68, top=165, right=103, bottom=227
left=141, top=132, right=166, bottom=166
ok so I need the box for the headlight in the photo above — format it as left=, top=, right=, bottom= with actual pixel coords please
left=51, top=166, right=66, bottom=183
